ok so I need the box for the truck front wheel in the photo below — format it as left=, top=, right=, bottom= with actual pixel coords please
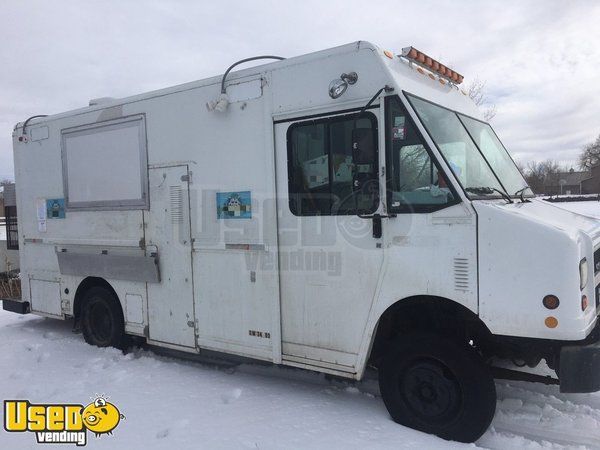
left=378, top=333, right=496, bottom=443
left=80, top=286, right=126, bottom=349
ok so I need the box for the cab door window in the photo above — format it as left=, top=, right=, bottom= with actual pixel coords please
left=287, top=112, right=379, bottom=216
left=385, top=96, right=458, bottom=213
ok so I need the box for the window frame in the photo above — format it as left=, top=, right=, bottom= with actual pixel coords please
left=286, top=111, right=379, bottom=217
left=456, top=112, right=534, bottom=198
left=61, top=114, right=149, bottom=212
left=385, top=95, right=461, bottom=214
left=403, top=92, right=530, bottom=200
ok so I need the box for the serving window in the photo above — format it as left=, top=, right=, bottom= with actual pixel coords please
left=61, top=115, right=148, bottom=211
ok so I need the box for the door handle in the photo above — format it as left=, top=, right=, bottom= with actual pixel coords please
left=372, top=214, right=382, bottom=239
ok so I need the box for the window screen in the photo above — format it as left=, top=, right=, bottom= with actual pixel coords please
left=61, top=115, right=148, bottom=211
left=287, top=112, right=379, bottom=216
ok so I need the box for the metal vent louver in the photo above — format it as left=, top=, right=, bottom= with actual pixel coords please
left=454, top=258, right=470, bottom=291
left=169, top=186, right=183, bottom=224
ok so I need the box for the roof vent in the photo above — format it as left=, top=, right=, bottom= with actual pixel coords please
left=89, top=97, right=116, bottom=106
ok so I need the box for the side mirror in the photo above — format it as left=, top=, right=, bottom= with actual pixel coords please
left=352, top=128, right=376, bottom=165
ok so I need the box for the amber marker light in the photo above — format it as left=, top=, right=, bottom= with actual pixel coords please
left=545, top=317, right=559, bottom=329
left=401, top=46, right=465, bottom=85
left=383, top=50, right=394, bottom=59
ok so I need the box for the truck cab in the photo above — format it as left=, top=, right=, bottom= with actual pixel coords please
left=5, top=41, right=600, bottom=443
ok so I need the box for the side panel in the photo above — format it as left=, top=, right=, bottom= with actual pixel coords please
left=13, top=113, right=146, bottom=320
left=145, top=166, right=196, bottom=348
left=30, top=279, right=62, bottom=317
left=190, top=84, right=280, bottom=362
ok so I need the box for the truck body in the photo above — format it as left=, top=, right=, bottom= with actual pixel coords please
left=6, top=41, right=600, bottom=442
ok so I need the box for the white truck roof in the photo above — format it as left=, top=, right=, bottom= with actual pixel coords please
left=14, top=41, right=480, bottom=131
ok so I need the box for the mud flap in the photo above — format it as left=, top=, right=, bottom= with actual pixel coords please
left=2, top=299, right=30, bottom=315
left=559, top=342, right=600, bottom=393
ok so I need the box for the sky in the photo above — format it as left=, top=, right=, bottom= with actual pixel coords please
left=1, top=0, right=599, bottom=181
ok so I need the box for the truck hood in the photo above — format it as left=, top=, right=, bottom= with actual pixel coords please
left=475, top=197, right=600, bottom=340
left=474, top=198, right=600, bottom=243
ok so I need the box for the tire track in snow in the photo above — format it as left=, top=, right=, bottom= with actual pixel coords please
left=490, top=421, right=598, bottom=449
left=479, top=381, right=600, bottom=449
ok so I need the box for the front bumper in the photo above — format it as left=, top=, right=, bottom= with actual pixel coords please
left=559, top=340, right=600, bottom=393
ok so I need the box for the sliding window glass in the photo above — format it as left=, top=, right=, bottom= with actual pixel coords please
left=287, top=113, right=379, bottom=216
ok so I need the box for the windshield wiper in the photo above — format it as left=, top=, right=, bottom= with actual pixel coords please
left=465, top=186, right=513, bottom=204
left=513, top=187, right=531, bottom=203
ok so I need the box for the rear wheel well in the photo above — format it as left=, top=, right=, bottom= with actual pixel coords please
left=368, top=296, right=491, bottom=367
left=73, top=277, right=121, bottom=322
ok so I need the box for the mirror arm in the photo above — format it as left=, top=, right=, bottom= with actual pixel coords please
left=356, top=85, right=395, bottom=120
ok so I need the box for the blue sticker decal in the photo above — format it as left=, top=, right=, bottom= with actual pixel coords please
left=217, top=191, right=252, bottom=219
left=46, top=199, right=66, bottom=219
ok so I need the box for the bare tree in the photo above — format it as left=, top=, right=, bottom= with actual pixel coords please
left=523, top=159, right=560, bottom=194
left=579, top=134, right=600, bottom=169
left=515, top=160, right=527, bottom=175
left=467, top=78, right=497, bottom=122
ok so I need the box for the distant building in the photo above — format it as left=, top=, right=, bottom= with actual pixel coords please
left=581, top=165, right=600, bottom=194
left=544, top=169, right=589, bottom=196
left=1, top=183, right=18, bottom=250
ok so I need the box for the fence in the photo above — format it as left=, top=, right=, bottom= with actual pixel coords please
left=3, top=207, right=18, bottom=250
left=544, top=194, right=600, bottom=203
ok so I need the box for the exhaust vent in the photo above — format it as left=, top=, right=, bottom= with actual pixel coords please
left=454, top=258, right=470, bottom=291
left=89, top=97, right=116, bottom=106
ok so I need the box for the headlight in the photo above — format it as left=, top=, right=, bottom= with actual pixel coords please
left=580, top=258, right=589, bottom=290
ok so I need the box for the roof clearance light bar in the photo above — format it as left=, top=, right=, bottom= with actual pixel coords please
left=400, top=46, right=464, bottom=85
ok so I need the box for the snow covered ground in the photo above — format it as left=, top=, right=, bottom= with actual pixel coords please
left=1, top=311, right=599, bottom=450
left=553, top=199, right=600, bottom=219
left=1, top=200, right=600, bottom=449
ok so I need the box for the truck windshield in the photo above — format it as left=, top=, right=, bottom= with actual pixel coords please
left=405, top=94, right=532, bottom=199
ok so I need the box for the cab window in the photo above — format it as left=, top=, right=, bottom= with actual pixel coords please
left=385, top=96, right=457, bottom=213
left=287, top=112, right=379, bottom=216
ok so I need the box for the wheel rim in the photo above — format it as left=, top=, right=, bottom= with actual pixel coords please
left=88, top=300, right=113, bottom=344
left=400, top=359, right=462, bottom=423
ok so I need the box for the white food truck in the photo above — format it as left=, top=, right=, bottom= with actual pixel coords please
left=5, top=41, right=600, bottom=442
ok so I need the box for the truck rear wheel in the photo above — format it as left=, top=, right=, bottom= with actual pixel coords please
left=378, top=333, right=496, bottom=443
left=80, top=286, right=126, bottom=349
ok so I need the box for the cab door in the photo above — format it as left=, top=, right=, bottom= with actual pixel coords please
left=274, top=111, right=384, bottom=372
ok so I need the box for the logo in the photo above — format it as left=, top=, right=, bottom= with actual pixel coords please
left=4, top=395, right=124, bottom=446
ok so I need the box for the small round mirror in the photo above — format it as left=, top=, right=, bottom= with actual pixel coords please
left=329, top=79, right=348, bottom=99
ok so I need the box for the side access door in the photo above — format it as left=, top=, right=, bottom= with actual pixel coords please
left=274, top=110, right=384, bottom=374
left=145, top=165, right=196, bottom=348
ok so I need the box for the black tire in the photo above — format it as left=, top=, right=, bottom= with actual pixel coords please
left=80, top=286, right=126, bottom=349
left=378, top=333, right=496, bottom=443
